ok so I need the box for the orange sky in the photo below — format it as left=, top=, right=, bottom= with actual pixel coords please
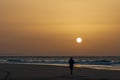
left=0, top=0, right=120, bottom=56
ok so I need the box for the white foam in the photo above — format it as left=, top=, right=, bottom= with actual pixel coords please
left=45, top=64, right=120, bottom=71
left=4, top=62, right=120, bottom=71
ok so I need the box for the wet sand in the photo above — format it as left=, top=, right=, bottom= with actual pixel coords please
left=0, top=63, right=120, bottom=80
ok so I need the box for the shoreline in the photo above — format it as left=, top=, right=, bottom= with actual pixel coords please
left=0, top=63, right=120, bottom=80
left=1, top=62, right=120, bottom=71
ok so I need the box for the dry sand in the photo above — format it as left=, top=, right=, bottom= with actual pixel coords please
left=0, top=63, right=120, bottom=80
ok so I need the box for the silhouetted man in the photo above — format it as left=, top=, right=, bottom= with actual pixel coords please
left=68, top=57, right=75, bottom=75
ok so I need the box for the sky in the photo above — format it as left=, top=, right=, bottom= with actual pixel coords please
left=0, top=0, right=120, bottom=56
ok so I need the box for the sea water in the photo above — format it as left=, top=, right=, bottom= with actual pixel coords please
left=0, top=56, right=120, bottom=70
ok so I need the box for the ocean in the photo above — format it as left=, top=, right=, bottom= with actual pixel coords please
left=0, top=56, right=120, bottom=70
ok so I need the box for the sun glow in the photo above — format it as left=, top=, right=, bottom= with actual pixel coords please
left=76, top=37, right=82, bottom=43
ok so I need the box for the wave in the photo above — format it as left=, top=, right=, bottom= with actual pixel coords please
left=0, top=56, right=120, bottom=66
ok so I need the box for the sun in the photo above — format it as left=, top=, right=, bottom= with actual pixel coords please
left=76, top=37, right=82, bottom=43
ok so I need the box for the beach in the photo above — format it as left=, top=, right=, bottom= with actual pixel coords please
left=0, top=63, right=120, bottom=80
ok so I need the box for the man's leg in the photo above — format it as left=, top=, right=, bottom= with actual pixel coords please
left=71, top=69, right=72, bottom=75
left=70, top=69, right=73, bottom=75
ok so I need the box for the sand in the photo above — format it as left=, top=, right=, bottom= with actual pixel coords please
left=0, top=63, right=120, bottom=80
